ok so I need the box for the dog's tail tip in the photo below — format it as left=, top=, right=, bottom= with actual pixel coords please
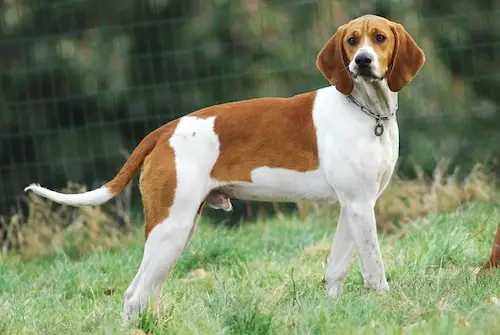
left=24, top=183, right=40, bottom=193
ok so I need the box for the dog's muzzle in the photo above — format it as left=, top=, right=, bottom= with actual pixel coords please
left=351, top=52, right=382, bottom=80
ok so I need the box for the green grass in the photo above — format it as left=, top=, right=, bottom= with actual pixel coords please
left=1, top=203, right=500, bottom=334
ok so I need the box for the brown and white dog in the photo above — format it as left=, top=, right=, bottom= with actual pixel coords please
left=24, top=14, right=425, bottom=319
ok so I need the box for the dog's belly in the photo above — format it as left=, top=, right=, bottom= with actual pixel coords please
left=214, top=166, right=337, bottom=203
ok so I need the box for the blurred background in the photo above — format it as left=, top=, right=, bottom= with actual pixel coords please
left=0, top=0, right=499, bottom=221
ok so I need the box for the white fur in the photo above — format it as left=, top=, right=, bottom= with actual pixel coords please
left=23, top=183, right=113, bottom=206
left=225, top=167, right=336, bottom=202
left=317, top=82, right=398, bottom=295
left=122, top=116, right=220, bottom=320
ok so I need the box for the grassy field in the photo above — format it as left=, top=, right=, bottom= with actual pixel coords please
left=1, top=203, right=500, bottom=334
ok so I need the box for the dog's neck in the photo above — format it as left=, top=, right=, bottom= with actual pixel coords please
left=350, top=79, right=398, bottom=117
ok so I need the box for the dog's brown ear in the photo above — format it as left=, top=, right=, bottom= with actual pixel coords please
left=386, top=23, right=426, bottom=92
left=316, top=25, right=353, bottom=95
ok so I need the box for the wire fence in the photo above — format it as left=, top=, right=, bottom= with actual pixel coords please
left=0, top=0, right=499, bottom=215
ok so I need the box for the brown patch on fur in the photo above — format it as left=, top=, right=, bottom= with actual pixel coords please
left=103, top=120, right=179, bottom=239
left=205, top=91, right=319, bottom=182
left=139, top=127, right=178, bottom=238
left=106, top=124, right=173, bottom=195
left=386, top=23, right=426, bottom=92
left=316, top=24, right=352, bottom=95
left=483, top=223, right=500, bottom=269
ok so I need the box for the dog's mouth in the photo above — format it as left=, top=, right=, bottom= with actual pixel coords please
left=351, top=69, right=383, bottom=81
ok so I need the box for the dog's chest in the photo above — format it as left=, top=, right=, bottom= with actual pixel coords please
left=376, top=124, right=399, bottom=193
left=313, top=86, right=399, bottom=193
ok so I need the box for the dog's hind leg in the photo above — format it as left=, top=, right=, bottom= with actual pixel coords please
left=122, top=164, right=210, bottom=320
left=122, top=116, right=221, bottom=321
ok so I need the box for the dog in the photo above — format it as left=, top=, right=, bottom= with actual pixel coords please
left=24, top=14, right=425, bottom=320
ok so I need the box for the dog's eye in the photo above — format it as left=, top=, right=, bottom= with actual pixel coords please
left=375, top=34, right=386, bottom=42
left=347, top=37, right=357, bottom=45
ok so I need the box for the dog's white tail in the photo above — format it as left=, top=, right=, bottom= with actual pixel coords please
left=24, top=126, right=164, bottom=207
left=24, top=184, right=114, bottom=207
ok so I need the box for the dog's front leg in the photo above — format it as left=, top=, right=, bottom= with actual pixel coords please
left=321, top=129, right=392, bottom=295
left=343, top=200, right=388, bottom=292
left=324, top=207, right=356, bottom=297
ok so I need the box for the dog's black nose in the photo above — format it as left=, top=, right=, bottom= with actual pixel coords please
left=355, top=54, right=372, bottom=69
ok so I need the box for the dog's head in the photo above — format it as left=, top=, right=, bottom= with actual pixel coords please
left=316, top=14, right=426, bottom=94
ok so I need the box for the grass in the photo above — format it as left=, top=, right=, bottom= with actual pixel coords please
left=1, top=203, right=500, bottom=334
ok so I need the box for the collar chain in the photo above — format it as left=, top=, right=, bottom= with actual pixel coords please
left=346, top=94, right=398, bottom=136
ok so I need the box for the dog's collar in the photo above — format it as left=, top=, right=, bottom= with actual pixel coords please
left=346, top=94, right=398, bottom=137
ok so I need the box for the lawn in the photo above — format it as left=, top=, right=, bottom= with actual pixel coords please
left=1, top=203, right=500, bottom=334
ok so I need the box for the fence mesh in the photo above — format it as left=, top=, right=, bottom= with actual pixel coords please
left=1, top=0, right=499, bottom=215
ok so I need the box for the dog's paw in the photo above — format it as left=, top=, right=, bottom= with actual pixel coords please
left=324, top=281, right=343, bottom=298
left=122, top=291, right=146, bottom=322
left=363, top=278, right=389, bottom=293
